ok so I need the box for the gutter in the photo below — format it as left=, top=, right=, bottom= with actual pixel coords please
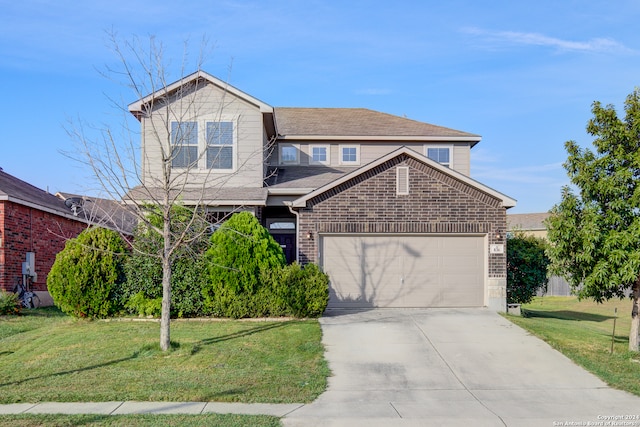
left=284, top=201, right=300, bottom=263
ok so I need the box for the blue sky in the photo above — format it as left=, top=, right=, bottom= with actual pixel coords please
left=1, top=0, right=639, bottom=213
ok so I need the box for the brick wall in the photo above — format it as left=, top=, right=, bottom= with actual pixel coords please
left=0, top=201, right=86, bottom=292
left=296, top=154, right=507, bottom=279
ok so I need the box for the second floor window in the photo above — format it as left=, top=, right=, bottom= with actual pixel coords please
left=427, top=147, right=451, bottom=168
left=310, top=145, right=329, bottom=165
left=171, top=122, right=198, bottom=168
left=207, top=122, right=234, bottom=170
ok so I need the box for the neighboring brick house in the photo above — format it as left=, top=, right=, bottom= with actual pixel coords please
left=0, top=169, right=87, bottom=295
left=128, top=71, right=516, bottom=311
left=0, top=170, right=135, bottom=303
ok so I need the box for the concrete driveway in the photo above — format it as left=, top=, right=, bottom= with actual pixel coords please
left=283, top=308, right=640, bottom=427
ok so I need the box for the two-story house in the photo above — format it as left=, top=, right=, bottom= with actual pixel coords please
left=128, top=71, right=516, bottom=311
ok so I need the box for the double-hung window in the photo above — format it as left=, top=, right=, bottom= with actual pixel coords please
left=171, top=122, right=198, bottom=168
left=206, top=121, right=234, bottom=170
left=427, top=147, right=451, bottom=168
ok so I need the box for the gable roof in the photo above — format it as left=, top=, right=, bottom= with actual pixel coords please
left=128, top=70, right=274, bottom=117
left=0, top=168, right=80, bottom=220
left=274, top=108, right=481, bottom=144
left=290, top=146, right=516, bottom=209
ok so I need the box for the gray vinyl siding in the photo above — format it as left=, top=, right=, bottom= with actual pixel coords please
left=271, top=141, right=472, bottom=176
left=141, top=82, right=265, bottom=189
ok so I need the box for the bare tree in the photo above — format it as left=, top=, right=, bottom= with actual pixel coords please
left=65, top=33, right=271, bottom=351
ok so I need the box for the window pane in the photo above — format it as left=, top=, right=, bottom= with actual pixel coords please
left=312, top=147, right=327, bottom=162
left=342, top=147, right=357, bottom=162
left=282, top=146, right=298, bottom=163
left=207, top=122, right=233, bottom=145
left=427, top=148, right=450, bottom=164
left=172, top=146, right=198, bottom=168
left=171, top=122, right=198, bottom=145
left=207, top=146, right=233, bottom=169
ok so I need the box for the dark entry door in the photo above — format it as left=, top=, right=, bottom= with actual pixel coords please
left=271, top=234, right=296, bottom=264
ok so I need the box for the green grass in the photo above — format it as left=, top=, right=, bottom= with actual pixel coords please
left=506, top=296, right=640, bottom=396
left=0, top=414, right=280, bottom=427
left=0, top=308, right=328, bottom=404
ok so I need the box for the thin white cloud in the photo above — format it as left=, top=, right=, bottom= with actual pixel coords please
left=463, top=27, right=635, bottom=54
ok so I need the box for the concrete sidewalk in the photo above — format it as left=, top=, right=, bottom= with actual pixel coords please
left=0, top=401, right=303, bottom=417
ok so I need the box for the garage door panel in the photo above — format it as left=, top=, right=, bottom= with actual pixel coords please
left=322, top=234, right=485, bottom=308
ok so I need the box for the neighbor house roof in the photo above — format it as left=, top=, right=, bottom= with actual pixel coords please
left=56, top=193, right=137, bottom=234
left=0, top=169, right=80, bottom=221
left=274, top=108, right=481, bottom=144
left=290, top=147, right=517, bottom=208
left=507, top=212, right=550, bottom=232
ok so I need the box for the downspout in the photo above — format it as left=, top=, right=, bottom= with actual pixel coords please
left=284, top=201, right=299, bottom=263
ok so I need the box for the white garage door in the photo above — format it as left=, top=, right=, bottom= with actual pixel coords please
left=321, top=234, right=485, bottom=308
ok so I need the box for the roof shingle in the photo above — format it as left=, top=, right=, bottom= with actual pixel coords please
left=274, top=107, right=480, bottom=138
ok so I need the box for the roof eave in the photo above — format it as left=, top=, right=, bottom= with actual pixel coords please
left=277, top=135, right=481, bottom=143
left=127, top=70, right=273, bottom=117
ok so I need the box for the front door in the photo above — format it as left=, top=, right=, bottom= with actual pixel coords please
left=271, top=234, right=297, bottom=264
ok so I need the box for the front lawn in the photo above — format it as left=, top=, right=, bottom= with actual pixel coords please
left=0, top=413, right=280, bottom=427
left=0, top=308, right=328, bottom=404
left=506, top=296, right=640, bottom=396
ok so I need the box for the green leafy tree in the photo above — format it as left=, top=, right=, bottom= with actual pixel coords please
left=546, top=88, right=640, bottom=350
left=204, top=211, right=286, bottom=318
left=506, top=232, right=550, bottom=304
left=47, top=227, right=127, bottom=318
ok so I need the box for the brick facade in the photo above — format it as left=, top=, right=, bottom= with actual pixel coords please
left=0, top=201, right=86, bottom=292
left=296, top=154, right=507, bottom=280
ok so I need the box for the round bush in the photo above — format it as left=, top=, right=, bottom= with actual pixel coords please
left=47, top=227, right=127, bottom=318
left=204, top=211, right=286, bottom=318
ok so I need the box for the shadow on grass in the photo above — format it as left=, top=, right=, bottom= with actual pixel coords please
left=0, top=354, right=139, bottom=388
left=523, top=309, right=613, bottom=322
left=0, top=320, right=293, bottom=389
left=190, top=321, right=290, bottom=355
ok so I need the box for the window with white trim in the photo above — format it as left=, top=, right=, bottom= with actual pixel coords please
left=171, top=121, right=198, bottom=168
left=426, top=146, right=451, bottom=168
left=339, top=145, right=360, bottom=165
left=280, top=144, right=299, bottom=164
left=206, top=121, right=234, bottom=170
left=396, top=166, right=409, bottom=195
left=310, top=145, right=330, bottom=165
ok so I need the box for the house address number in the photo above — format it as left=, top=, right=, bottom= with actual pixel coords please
left=490, top=244, right=504, bottom=254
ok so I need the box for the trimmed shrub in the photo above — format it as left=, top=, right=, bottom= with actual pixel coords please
left=507, top=232, right=550, bottom=304
left=204, top=212, right=286, bottom=318
left=121, top=205, right=209, bottom=318
left=47, top=227, right=127, bottom=318
left=0, top=289, right=19, bottom=315
left=278, top=262, right=329, bottom=318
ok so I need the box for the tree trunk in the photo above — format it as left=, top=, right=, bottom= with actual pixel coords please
left=160, top=212, right=172, bottom=352
left=160, top=254, right=172, bottom=351
left=630, top=278, right=640, bottom=352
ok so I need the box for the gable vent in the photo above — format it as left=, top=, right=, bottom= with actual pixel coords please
left=396, top=166, right=409, bottom=195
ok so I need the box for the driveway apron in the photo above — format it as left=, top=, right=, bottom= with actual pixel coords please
left=283, top=308, right=640, bottom=427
